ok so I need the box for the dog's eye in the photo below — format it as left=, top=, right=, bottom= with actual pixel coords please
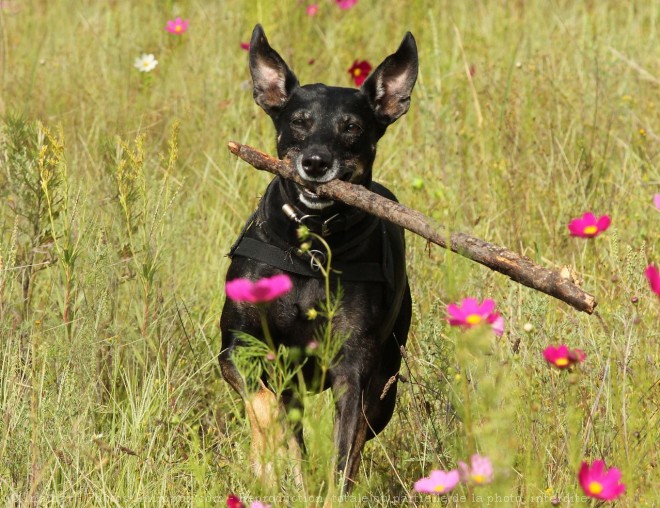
left=344, top=123, right=362, bottom=135
left=291, top=118, right=306, bottom=128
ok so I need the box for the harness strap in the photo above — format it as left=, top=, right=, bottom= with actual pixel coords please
left=232, top=236, right=388, bottom=283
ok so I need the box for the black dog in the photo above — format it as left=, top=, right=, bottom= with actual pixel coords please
left=220, top=24, right=417, bottom=488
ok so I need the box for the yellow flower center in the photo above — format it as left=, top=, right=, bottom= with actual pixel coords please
left=555, top=357, right=569, bottom=367
left=143, top=61, right=150, bottom=68
left=473, top=474, right=486, bottom=484
left=583, top=225, right=598, bottom=235
left=588, top=481, right=603, bottom=495
left=175, top=25, right=182, bottom=32
left=466, top=314, right=482, bottom=325
left=433, top=484, right=445, bottom=493
left=353, top=68, right=362, bottom=77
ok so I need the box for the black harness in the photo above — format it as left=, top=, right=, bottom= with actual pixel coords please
left=226, top=179, right=408, bottom=344
left=227, top=181, right=397, bottom=290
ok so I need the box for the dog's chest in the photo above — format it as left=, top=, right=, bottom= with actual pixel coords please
left=268, top=275, right=386, bottom=348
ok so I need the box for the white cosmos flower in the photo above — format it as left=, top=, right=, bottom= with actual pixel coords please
left=134, top=53, right=158, bottom=72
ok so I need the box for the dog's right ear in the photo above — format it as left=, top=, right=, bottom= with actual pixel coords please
left=249, top=24, right=299, bottom=116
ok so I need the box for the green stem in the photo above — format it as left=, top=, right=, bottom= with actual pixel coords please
left=259, top=306, right=276, bottom=352
left=462, top=368, right=476, bottom=456
left=301, top=231, right=336, bottom=391
left=141, top=282, right=149, bottom=338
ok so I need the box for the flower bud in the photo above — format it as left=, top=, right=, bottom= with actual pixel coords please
left=287, top=408, right=302, bottom=422
left=305, top=341, right=319, bottom=355
left=297, top=225, right=310, bottom=241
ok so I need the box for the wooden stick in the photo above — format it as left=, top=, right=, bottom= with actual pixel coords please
left=228, top=141, right=597, bottom=314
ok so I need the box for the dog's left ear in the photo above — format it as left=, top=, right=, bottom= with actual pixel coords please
left=361, top=32, right=418, bottom=126
left=249, top=24, right=300, bottom=116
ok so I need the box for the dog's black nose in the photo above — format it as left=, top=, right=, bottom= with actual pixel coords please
left=301, top=154, right=331, bottom=178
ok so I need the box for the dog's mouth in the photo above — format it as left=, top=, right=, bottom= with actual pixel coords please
left=298, top=186, right=334, bottom=210
left=297, top=171, right=353, bottom=210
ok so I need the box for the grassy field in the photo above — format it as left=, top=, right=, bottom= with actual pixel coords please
left=0, top=0, right=658, bottom=506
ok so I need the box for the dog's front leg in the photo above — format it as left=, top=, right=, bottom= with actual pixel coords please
left=245, top=380, right=303, bottom=487
left=332, top=374, right=370, bottom=492
left=219, top=332, right=303, bottom=487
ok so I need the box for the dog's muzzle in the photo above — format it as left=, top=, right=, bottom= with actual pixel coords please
left=293, top=153, right=354, bottom=210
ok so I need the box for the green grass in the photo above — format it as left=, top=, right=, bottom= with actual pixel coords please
left=0, top=0, right=658, bottom=506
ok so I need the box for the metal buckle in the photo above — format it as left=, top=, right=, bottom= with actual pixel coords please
left=321, top=213, right=341, bottom=237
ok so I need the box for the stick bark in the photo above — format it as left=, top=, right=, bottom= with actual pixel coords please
left=228, top=141, right=597, bottom=314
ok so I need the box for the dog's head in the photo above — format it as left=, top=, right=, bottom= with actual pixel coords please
left=249, top=24, right=418, bottom=211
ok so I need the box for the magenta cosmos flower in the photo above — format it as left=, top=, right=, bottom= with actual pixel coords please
left=306, top=4, right=318, bottom=16
left=458, top=455, right=494, bottom=485
left=654, top=193, right=660, bottom=211
left=578, top=460, right=625, bottom=501
left=645, top=265, right=660, bottom=298
left=226, top=496, right=270, bottom=508
left=348, top=60, right=372, bottom=87
left=414, top=469, right=460, bottom=494
left=225, top=274, right=292, bottom=303
left=543, top=344, right=586, bottom=369
left=165, top=17, right=189, bottom=35
left=567, top=212, right=611, bottom=238
left=226, top=495, right=244, bottom=508
left=337, top=0, right=358, bottom=9
left=447, top=298, right=504, bottom=336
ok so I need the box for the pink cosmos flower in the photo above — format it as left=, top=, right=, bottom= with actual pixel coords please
left=336, top=0, right=358, bottom=9
left=240, top=42, right=250, bottom=51
left=578, top=460, right=625, bottom=501
left=543, top=344, right=586, bottom=369
left=348, top=60, right=372, bottom=87
left=654, top=194, right=660, bottom=211
left=458, top=454, right=494, bottom=485
left=567, top=212, right=611, bottom=238
left=225, top=274, right=292, bottom=303
left=490, top=315, right=505, bottom=336
left=306, top=4, right=318, bottom=16
left=414, top=469, right=460, bottom=494
left=446, top=298, right=505, bottom=336
left=165, top=17, right=189, bottom=35
left=645, top=265, right=660, bottom=299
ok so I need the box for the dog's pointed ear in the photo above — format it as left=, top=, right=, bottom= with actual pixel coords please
left=249, top=24, right=299, bottom=116
left=361, top=32, right=418, bottom=126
